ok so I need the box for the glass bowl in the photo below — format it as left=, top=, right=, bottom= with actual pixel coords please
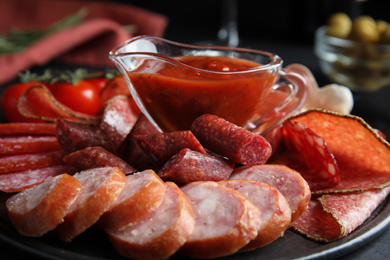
left=315, top=26, right=390, bottom=92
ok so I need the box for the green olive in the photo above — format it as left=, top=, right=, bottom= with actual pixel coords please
left=326, top=12, right=352, bottom=38
left=376, top=20, right=388, bottom=35
left=349, top=16, right=379, bottom=43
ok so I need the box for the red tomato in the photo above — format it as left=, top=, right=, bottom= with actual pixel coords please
left=1, top=82, right=44, bottom=122
left=51, top=80, right=101, bottom=116
left=84, top=78, right=109, bottom=93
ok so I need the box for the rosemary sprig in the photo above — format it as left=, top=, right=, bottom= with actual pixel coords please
left=0, top=8, right=87, bottom=55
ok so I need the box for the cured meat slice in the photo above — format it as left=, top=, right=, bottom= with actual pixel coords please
left=97, top=170, right=166, bottom=231
left=100, top=75, right=131, bottom=106
left=18, top=85, right=100, bottom=124
left=0, top=150, right=66, bottom=174
left=179, top=181, right=261, bottom=258
left=6, top=174, right=81, bottom=237
left=134, top=130, right=206, bottom=166
left=292, top=187, right=390, bottom=242
left=100, top=95, right=140, bottom=150
left=230, top=164, right=311, bottom=223
left=118, top=114, right=160, bottom=171
left=0, top=122, right=56, bottom=136
left=275, top=120, right=340, bottom=191
left=56, top=166, right=126, bottom=242
left=63, top=146, right=136, bottom=174
left=219, top=179, right=291, bottom=250
left=55, top=118, right=116, bottom=154
left=191, top=114, right=272, bottom=165
left=158, top=148, right=234, bottom=185
left=289, top=110, right=390, bottom=193
left=106, top=182, right=195, bottom=260
left=0, top=136, right=61, bottom=155
left=0, top=165, right=78, bottom=193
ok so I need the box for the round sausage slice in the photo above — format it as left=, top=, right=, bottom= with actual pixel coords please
left=106, top=182, right=195, bottom=260
left=230, top=164, right=311, bottom=223
left=6, top=173, right=81, bottom=237
left=179, top=181, right=261, bottom=258
left=56, top=166, right=127, bottom=242
left=219, top=179, right=291, bottom=250
left=97, top=169, right=166, bottom=231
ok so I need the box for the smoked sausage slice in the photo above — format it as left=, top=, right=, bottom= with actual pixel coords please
left=191, top=114, right=272, bottom=165
left=6, top=174, right=81, bottom=237
left=158, top=148, right=234, bottom=185
left=179, top=181, right=261, bottom=258
left=97, top=170, right=166, bottom=231
left=230, top=164, right=311, bottom=223
left=63, top=146, right=136, bottom=174
left=56, top=166, right=126, bottom=242
left=106, top=182, right=195, bottom=260
left=219, top=179, right=291, bottom=250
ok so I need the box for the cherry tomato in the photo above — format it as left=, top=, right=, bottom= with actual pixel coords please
left=1, top=82, right=44, bottom=122
left=84, top=78, right=109, bottom=93
left=51, top=80, right=101, bottom=116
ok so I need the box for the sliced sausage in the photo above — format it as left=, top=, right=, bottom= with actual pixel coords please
left=0, top=136, right=61, bottom=155
left=230, top=164, right=311, bottom=223
left=0, top=165, right=78, bottom=193
left=158, top=148, right=234, bottom=185
left=97, top=170, right=166, bottom=231
left=134, top=130, right=206, bottom=166
left=56, top=166, right=127, bottom=242
left=63, top=146, right=136, bottom=174
left=191, top=114, right=272, bottom=165
left=6, top=174, right=81, bottom=237
left=179, top=181, right=261, bottom=258
left=106, top=182, right=195, bottom=260
left=219, top=179, right=291, bottom=250
left=0, top=122, right=56, bottom=136
left=55, top=118, right=116, bottom=154
left=0, top=150, right=66, bottom=174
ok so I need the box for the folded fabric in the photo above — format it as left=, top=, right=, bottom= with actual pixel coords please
left=0, top=0, right=168, bottom=84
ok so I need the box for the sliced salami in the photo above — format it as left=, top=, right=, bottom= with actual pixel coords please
left=118, top=114, right=160, bottom=171
left=191, top=114, right=272, bottom=165
left=134, top=130, right=206, bottom=166
left=219, top=179, right=291, bottom=250
left=179, top=181, right=261, bottom=258
left=106, top=182, right=195, bottom=260
left=63, top=146, right=136, bottom=174
left=6, top=174, right=81, bottom=237
left=0, top=122, right=56, bottom=136
left=292, top=187, right=390, bottom=242
left=158, top=148, right=234, bottom=185
left=97, top=170, right=166, bottom=231
left=56, top=167, right=126, bottom=242
left=0, top=150, right=66, bottom=174
left=230, top=164, right=311, bottom=223
left=289, top=110, right=390, bottom=193
left=0, top=165, right=78, bottom=193
left=100, top=95, right=140, bottom=150
left=275, top=120, right=340, bottom=191
left=55, top=118, right=116, bottom=154
left=0, top=136, right=61, bottom=155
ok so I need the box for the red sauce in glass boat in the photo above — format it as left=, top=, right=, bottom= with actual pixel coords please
left=129, top=56, right=278, bottom=132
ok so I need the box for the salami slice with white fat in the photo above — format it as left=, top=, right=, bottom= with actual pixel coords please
left=56, top=166, right=126, bottom=242
left=230, top=164, right=311, bottom=223
left=6, top=174, right=81, bottom=237
left=97, top=170, right=166, bottom=231
left=179, top=181, right=261, bottom=258
left=219, top=179, right=291, bottom=250
left=191, top=114, right=272, bottom=165
left=106, top=182, right=195, bottom=260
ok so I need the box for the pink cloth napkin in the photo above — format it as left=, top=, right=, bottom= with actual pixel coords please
left=0, top=0, right=168, bottom=84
